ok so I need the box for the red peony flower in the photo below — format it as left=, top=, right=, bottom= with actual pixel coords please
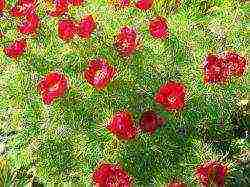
left=11, top=5, right=27, bottom=17
left=50, top=0, right=84, bottom=16
left=167, top=181, right=187, bottom=187
left=58, top=19, right=77, bottom=40
left=107, top=111, right=138, bottom=140
left=0, top=0, right=5, bottom=12
left=77, top=15, right=96, bottom=39
left=139, top=110, right=165, bottom=134
left=203, top=54, right=230, bottom=84
left=10, top=3, right=36, bottom=17
left=38, top=71, right=69, bottom=105
left=114, top=26, right=138, bottom=57
left=92, top=163, right=133, bottom=187
left=18, top=13, right=40, bottom=34
left=154, top=81, right=186, bottom=111
left=50, top=0, right=69, bottom=17
left=222, top=51, right=247, bottom=77
left=149, top=16, right=169, bottom=39
left=4, top=39, right=27, bottom=59
left=195, top=160, right=228, bottom=187
left=84, top=58, right=117, bottom=90
left=135, top=0, right=154, bottom=10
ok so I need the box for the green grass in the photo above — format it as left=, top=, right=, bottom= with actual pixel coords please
left=0, top=0, right=249, bottom=185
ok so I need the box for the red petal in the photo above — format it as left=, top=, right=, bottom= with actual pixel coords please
left=107, top=111, right=138, bottom=140
left=4, top=39, right=27, bottom=59
left=149, top=16, right=169, bottom=39
left=92, top=163, right=133, bottom=187
left=84, top=58, right=117, bottom=90
left=10, top=3, right=36, bottom=17
left=50, top=0, right=69, bottom=17
left=154, top=81, right=186, bottom=111
left=0, top=0, right=5, bottom=12
left=77, top=15, right=96, bottom=39
left=68, top=0, right=84, bottom=6
left=18, top=0, right=36, bottom=5
left=114, top=26, right=138, bottom=57
left=195, top=161, right=228, bottom=187
left=222, top=51, right=247, bottom=76
left=135, top=0, right=154, bottom=10
left=42, top=94, right=55, bottom=105
left=10, top=6, right=25, bottom=17
left=38, top=71, right=69, bottom=105
left=203, top=54, right=230, bottom=84
left=167, top=181, right=187, bottom=187
left=158, top=81, right=185, bottom=98
left=139, top=110, right=165, bottom=134
left=18, top=13, right=40, bottom=34
left=58, top=19, right=77, bottom=40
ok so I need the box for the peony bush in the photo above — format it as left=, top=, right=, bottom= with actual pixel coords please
left=0, top=0, right=249, bottom=186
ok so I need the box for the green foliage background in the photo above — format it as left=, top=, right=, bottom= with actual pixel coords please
left=0, top=0, right=249, bottom=185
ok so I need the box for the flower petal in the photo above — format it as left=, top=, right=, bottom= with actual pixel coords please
left=4, top=39, right=27, bottom=59
left=195, top=160, right=228, bottom=187
left=135, top=0, right=154, bottom=10
left=149, top=16, right=169, bottom=39
left=58, top=19, right=77, bottom=40
left=139, top=110, right=165, bottom=134
left=154, top=81, right=186, bottom=111
left=107, top=111, right=138, bottom=140
left=38, top=71, right=69, bottom=105
left=92, top=163, right=133, bottom=187
left=114, top=26, right=138, bottom=57
left=84, top=58, right=117, bottom=90
left=77, top=15, right=96, bottom=39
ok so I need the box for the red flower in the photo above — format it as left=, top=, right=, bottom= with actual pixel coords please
left=58, top=19, right=77, bottom=40
left=107, top=111, right=138, bottom=140
left=38, top=71, right=69, bottom=105
left=11, top=5, right=27, bottom=17
left=203, top=54, right=230, bottom=84
left=18, top=13, right=40, bottom=34
left=0, top=0, right=5, bottom=12
left=154, top=81, right=186, bottom=111
left=50, top=0, right=69, bottom=17
left=4, top=39, right=27, bottom=59
left=222, top=51, right=247, bottom=77
left=92, top=163, right=133, bottom=187
left=114, top=26, right=138, bottom=57
left=167, top=181, right=187, bottom=187
left=195, top=160, right=228, bottom=187
left=135, top=0, right=154, bottom=10
left=139, top=110, right=165, bottom=134
left=49, top=0, right=84, bottom=16
left=77, top=15, right=96, bottom=39
left=149, top=16, right=169, bottom=39
left=10, top=3, right=36, bottom=17
left=84, top=58, right=117, bottom=90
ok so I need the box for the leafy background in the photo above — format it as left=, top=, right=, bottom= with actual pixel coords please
left=0, top=0, right=249, bottom=185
